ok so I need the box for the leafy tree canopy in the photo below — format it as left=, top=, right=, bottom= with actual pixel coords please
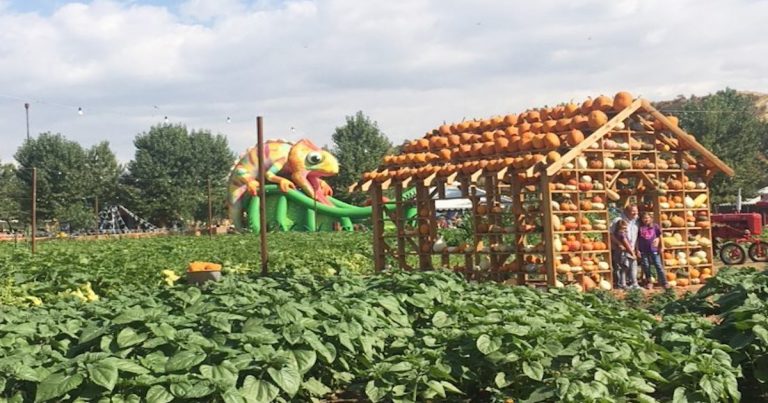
left=328, top=111, right=392, bottom=204
left=664, top=88, right=768, bottom=204
left=125, top=124, right=233, bottom=227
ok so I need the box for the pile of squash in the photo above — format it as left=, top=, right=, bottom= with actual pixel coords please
left=362, top=91, right=693, bottom=183
left=665, top=266, right=713, bottom=287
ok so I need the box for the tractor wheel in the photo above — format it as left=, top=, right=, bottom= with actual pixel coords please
left=748, top=242, right=768, bottom=262
left=720, top=243, right=746, bottom=265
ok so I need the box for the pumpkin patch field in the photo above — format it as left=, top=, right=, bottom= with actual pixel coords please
left=1, top=234, right=767, bottom=402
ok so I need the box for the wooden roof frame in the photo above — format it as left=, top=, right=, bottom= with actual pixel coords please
left=350, top=96, right=735, bottom=192
left=640, top=100, right=735, bottom=177
left=546, top=98, right=734, bottom=177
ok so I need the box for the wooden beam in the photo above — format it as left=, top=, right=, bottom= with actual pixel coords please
left=496, top=167, right=508, bottom=180
left=641, top=100, right=735, bottom=177
left=348, top=182, right=359, bottom=193
left=371, top=184, right=386, bottom=272
left=381, top=178, right=392, bottom=190
left=424, top=172, right=438, bottom=187
left=445, top=172, right=458, bottom=186
left=546, top=98, right=643, bottom=176
left=540, top=173, right=557, bottom=287
left=361, top=180, right=374, bottom=192
left=401, top=177, right=412, bottom=188
left=470, top=168, right=483, bottom=183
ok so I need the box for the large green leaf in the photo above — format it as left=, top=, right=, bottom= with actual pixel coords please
left=35, top=372, right=84, bottom=402
left=165, top=350, right=206, bottom=372
left=87, top=361, right=118, bottom=391
left=146, top=385, right=174, bottom=403
left=116, top=327, right=148, bottom=348
left=267, top=365, right=301, bottom=397
left=240, top=376, right=279, bottom=403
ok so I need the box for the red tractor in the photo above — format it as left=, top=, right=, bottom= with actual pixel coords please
left=712, top=213, right=768, bottom=265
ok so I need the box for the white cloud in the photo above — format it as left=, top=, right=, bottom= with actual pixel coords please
left=0, top=0, right=767, bottom=165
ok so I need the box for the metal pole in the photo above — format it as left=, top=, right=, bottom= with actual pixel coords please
left=24, top=103, right=30, bottom=141
left=207, top=177, right=213, bottom=238
left=257, top=116, right=269, bottom=275
left=31, top=167, right=36, bottom=254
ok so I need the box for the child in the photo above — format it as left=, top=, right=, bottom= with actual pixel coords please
left=611, top=220, right=637, bottom=289
left=637, top=212, right=670, bottom=289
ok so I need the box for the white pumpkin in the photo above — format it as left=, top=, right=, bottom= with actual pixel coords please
left=577, top=157, right=588, bottom=169
left=599, top=280, right=612, bottom=290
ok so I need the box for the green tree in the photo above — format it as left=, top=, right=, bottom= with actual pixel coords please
left=13, top=134, right=123, bottom=231
left=328, top=111, right=392, bottom=204
left=0, top=161, right=22, bottom=224
left=125, top=124, right=233, bottom=227
left=14, top=133, right=88, bottom=223
left=670, top=89, right=768, bottom=204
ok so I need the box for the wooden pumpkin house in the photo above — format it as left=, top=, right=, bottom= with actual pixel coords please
left=352, top=92, right=734, bottom=290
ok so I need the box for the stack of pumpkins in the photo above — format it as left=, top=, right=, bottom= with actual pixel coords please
left=362, top=91, right=682, bottom=184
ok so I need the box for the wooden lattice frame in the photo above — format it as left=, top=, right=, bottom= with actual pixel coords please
left=363, top=97, right=733, bottom=289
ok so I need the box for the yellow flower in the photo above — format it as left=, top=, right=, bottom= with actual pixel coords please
left=82, top=282, right=99, bottom=302
left=162, top=270, right=181, bottom=286
left=25, top=296, right=43, bottom=306
left=70, top=289, right=87, bottom=302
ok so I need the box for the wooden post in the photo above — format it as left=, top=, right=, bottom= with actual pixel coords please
left=540, top=173, right=556, bottom=287
left=257, top=117, right=269, bottom=275
left=371, top=183, right=386, bottom=272
left=207, top=178, right=213, bottom=238
left=31, top=167, right=36, bottom=254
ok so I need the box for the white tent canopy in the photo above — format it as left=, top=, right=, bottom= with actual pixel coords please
left=431, top=186, right=513, bottom=212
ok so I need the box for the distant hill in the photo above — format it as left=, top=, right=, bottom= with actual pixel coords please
left=654, top=90, right=768, bottom=120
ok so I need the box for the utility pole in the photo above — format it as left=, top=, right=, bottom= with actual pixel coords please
left=24, top=103, right=30, bottom=141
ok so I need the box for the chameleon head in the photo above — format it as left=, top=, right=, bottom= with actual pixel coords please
left=289, top=139, right=339, bottom=204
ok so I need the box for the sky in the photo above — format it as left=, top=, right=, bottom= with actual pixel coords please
left=0, top=0, right=767, bottom=164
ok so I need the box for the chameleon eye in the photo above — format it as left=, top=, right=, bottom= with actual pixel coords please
left=306, top=152, right=323, bottom=165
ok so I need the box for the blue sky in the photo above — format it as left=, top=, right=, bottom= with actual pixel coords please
left=0, top=0, right=767, bottom=163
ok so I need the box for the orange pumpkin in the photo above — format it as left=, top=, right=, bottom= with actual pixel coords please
left=666, top=272, right=677, bottom=282
left=593, top=95, right=613, bottom=112
left=566, top=129, right=585, bottom=147
left=581, top=98, right=594, bottom=114
left=544, top=132, right=561, bottom=148
left=588, top=110, right=608, bottom=129
left=519, top=132, right=534, bottom=151
left=563, top=103, right=580, bottom=118
left=677, top=278, right=690, bottom=287
left=503, top=114, right=518, bottom=126
left=581, top=275, right=597, bottom=291
left=689, top=268, right=700, bottom=278
left=613, top=91, right=633, bottom=111
left=546, top=151, right=561, bottom=163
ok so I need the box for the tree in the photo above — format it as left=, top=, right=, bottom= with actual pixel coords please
left=328, top=111, right=392, bottom=204
left=666, top=89, right=768, bottom=204
left=15, top=133, right=88, bottom=223
left=0, top=161, right=22, bottom=225
left=13, top=134, right=124, bottom=231
left=125, top=124, right=233, bottom=227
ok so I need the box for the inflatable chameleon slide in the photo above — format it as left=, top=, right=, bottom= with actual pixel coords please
left=228, top=138, right=415, bottom=233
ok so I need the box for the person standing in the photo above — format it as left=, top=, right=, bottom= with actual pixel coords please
left=611, top=220, right=636, bottom=289
left=611, top=204, right=640, bottom=289
left=637, top=212, right=670, bottom=289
